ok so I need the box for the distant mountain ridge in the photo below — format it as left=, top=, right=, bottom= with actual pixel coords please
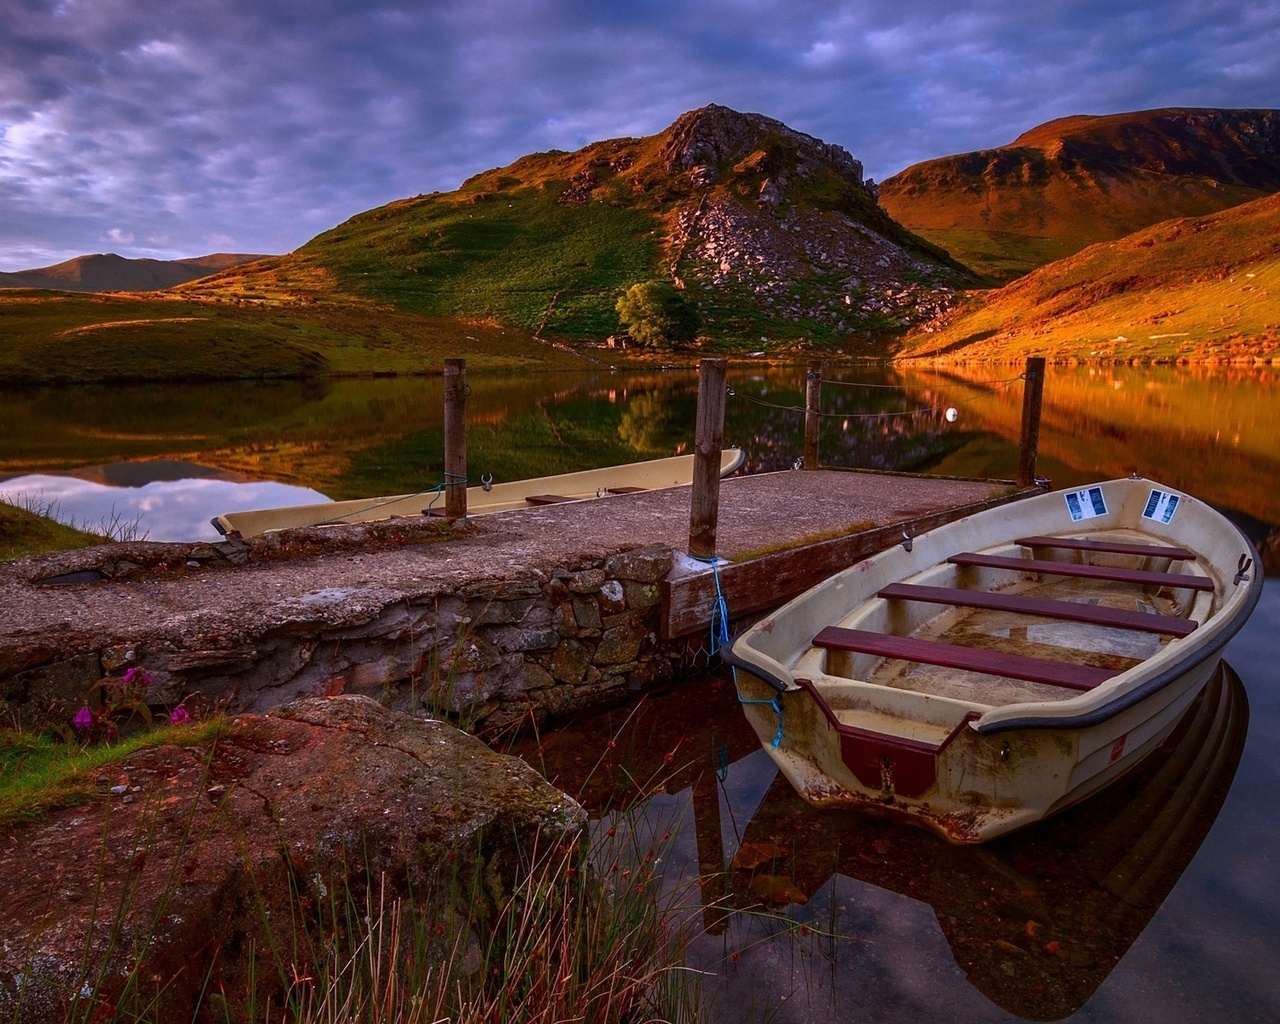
left=180, top=104, right=972, bottom=345
left=0, top=252, right=272, bottom=293
left=4, top=104, right=1278, bottom=378
left=880, top=107, right=1280, bottom=281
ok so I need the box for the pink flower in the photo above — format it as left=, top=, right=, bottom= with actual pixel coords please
left=121, top=667, right=152, bottom=688
left=168, top=706, right=191, bottom=725
left=73, top=706, right=94, bottom=731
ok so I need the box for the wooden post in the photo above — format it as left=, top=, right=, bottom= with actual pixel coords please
left=444, top=358, right=468, bottom=519
left=1017, top=356, right=1046, bottom=487
left=803, top=360, right=823, bottom=470
left=688, top=358, right=727, bottom=559
left=692, top=768, right=730, bottom=935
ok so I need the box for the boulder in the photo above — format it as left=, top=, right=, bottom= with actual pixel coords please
left=0, top=696, right=583, bottom=1024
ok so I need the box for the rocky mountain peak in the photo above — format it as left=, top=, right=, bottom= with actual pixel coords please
left=660, top=104, right=867, bottom=188
left=650, top=106, right=968, bottom=338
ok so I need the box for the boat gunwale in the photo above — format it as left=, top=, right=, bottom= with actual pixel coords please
left=212, top=448, right=746, bottom=536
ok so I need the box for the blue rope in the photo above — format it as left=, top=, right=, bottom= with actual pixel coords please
left=420, top=471, right=468, bottom=517
left=708, top=557, right=731, bottom=655
left=734, top=674, right=784, bottom=750
left=692, top=552, right=785, bottom=750
left=688, top=552, right=731, bottom=654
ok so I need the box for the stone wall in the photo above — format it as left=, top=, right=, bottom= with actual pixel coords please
left=259, top=544, right=688, bottom=736
left=2, top=541, right=696, bottom=739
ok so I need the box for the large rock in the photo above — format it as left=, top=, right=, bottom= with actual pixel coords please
left=660, top=103, right=866, bottom=186
left=0, top=696, right=583, bottom=1024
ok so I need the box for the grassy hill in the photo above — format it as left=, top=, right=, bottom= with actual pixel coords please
left=182, top=105, right=969, bottom=349
left=181, top=187, right=661, bottom=339
left=2, top=107, right=970, bottom=385
left=879, top=108, right=1280, bottom=281
left=0, top=252, right=269, bottom=292
left=895, top=192, right=1280, bottom=363
left=0, top=289, right=589, bottom=386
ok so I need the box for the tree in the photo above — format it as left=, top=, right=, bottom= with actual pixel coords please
left=615, top=281, right=701, bottom=347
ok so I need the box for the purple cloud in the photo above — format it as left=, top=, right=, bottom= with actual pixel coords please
left=1, top=0, right=1277, bottom=269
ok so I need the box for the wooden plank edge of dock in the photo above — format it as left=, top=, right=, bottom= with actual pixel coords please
left=659, top=483, right=1039, bottom=639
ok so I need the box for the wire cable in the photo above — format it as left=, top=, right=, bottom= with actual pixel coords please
left=821, top=373, right=1026, bottom=391
left=727, top=377, right=1020, bottom=419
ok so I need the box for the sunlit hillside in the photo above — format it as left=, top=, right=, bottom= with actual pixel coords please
left=0, top=289, right=588, bottom=386
left=895, top=192, right=1280, bottom=364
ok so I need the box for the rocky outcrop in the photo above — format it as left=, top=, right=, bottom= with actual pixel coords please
left=653, top=105, right=967, bottom=334
left=660, top=104, right=867, bottom=186
left=670, top=194, right=958, bottom=332
left=260, top=103, right=974, bottom=346
left=0, top=695, right=584, bottom=1024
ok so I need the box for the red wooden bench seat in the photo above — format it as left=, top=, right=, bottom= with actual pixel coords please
left=1015, top=535, right=1195, bottom=560
left=878, top=583, right=1198, bottom=637
left=524, top=494, right=577, bottom=505
left=812, top=626, right=1113, bottom=692
left=947, top=552, right=1215, bottom=592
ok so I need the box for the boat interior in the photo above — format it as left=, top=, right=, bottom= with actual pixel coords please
left=798, top=531, right=1218, bottom=713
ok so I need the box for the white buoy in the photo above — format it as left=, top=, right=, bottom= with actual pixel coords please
left=945, top=407, right=959, bottom=423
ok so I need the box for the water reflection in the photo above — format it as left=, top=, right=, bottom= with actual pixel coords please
left=511, top=659, right=1249, bottom=1022
left=3, top=366, right=1276, bottom=1016
left=3, top=365, right=1278, bottom=545
left=0, top=367, right=991, bottom=540
left=906, top=364, right=1280, bottom=525
left=0, top=466, right=327, bottom=542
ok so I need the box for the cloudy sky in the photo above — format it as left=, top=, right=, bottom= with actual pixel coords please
left=2, top=0, right=1278, bottom=271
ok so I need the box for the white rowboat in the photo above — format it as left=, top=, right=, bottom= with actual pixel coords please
left=212, top=448, right=745, bottom=538
left=723, top=477, right=1261, bottom=842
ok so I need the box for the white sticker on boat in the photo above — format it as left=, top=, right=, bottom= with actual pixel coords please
left=1064, top=486, right=1108, bottom=522
left=1142, top=489, right=1181, bottom=524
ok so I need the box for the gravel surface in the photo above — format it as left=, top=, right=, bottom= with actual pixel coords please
left=0, top=470, right=1012, bottom=645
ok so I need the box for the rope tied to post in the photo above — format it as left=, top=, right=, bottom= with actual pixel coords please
left=689, top=552, right=730, bottom=655
left=421, top=470, right=469, bottom=516
left=691, top=550, right=785, bottom=750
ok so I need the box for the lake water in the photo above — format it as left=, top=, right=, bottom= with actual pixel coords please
left=2, top=363, right=1277, bottom=1021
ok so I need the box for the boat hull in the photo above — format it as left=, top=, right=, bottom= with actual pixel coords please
left=213, top=448, right=744, bottom=537
left=726, top=477, right=1261, bottom=842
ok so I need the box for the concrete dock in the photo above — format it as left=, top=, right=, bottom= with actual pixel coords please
left=0, top=469, right=1029, bottom=731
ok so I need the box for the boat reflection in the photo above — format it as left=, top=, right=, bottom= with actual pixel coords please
left=512, top=661, right=1247, bottom=1022
left=720, top=662, right=1248, bottom=1020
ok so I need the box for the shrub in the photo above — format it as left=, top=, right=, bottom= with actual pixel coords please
left=615, top=281, right=701, bottom=347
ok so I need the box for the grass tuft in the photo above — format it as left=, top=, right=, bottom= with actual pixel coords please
left=0, top=498, right=108, bottom=561
left=0, top=720, right=226, bottom=828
